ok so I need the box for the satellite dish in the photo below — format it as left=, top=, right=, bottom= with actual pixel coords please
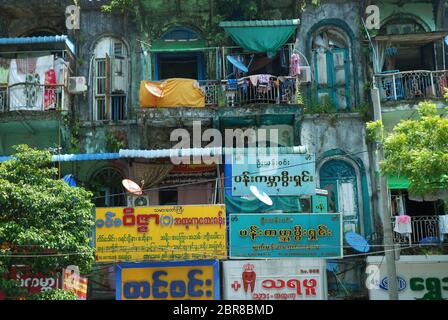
left=122, top=179, right=143, bottom=196
left=227, top=56, right=249, bottom=73
left=345, top=232, right=370, bottom=253
left=250, top=185, right=273, bottom=206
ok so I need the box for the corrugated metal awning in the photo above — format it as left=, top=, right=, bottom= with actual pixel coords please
left=373, top=31, right=448, bottom=45
left=0, top=35, right=76, bottom=55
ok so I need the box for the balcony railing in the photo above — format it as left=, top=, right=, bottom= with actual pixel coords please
left=374, top=70, right=448, bottom=102
left=198, top=80, right=220, bottom=107
left=222, top=76, right=298, bottom=107
left=392, top=215, right=440, bottom=244
left=0, top=83, right=69, bottom=112
left=0, top=85, right=6, bottom=112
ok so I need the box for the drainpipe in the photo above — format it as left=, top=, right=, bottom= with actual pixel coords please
left=371, top=87, right=399, bottom=300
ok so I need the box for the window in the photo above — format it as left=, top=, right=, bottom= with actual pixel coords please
left=153, top=27, right=205, bottom=80
left=92, top=37, right=129, bottom=121
left=312, top=28, right=352, bottom=111
left=380, top=18, right=425, bottom=35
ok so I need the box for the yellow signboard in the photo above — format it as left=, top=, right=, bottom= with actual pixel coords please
left=116, top=260, right=220, bottom=300
left=94, top=205, right=226, bottom=262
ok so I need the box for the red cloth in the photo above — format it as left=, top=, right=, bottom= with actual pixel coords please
left=44, top=68, right=56, bottom=110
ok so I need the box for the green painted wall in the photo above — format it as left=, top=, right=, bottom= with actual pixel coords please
left=375, top=1, right=436, bottom=31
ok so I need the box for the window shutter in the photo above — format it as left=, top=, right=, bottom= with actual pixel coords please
left=106, top=54, right=111, bottom=118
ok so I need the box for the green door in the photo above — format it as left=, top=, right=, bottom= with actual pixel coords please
left=313, top=48, right=351, bottom=111
left=320, top=160, right=360, bottom=234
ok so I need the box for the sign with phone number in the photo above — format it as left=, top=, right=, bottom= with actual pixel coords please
left=229, top=213, right=343, bottom=258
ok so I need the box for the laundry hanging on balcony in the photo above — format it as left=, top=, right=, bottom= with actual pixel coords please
left=0, top=58, right=8, bottom=84
left=8, top=55, right=54, bottom=111
left=140, top=78, right=205, bottom=108
left=219, top=20, right=299, bottom=58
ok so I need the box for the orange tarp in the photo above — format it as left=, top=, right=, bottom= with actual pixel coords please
left=140, top=78, right=205, bottom=108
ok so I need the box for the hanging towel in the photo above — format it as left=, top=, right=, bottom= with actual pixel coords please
left=0, top=58, right=9, bottom=84
left=439, top=215, right=448, bottom=234
left=289, top=53, right=301, bottom=77
left=394, top=215, right=412, bottom=234
left=44, top=69, right=57, bottom=110
left=249, top=75, right=258, bottom=86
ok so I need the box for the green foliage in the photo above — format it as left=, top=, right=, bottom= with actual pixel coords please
left=0, top=264, right=26, bottom=299
left=105, top=130, right=127, bottom=153
left=0, top=145, right=95, bottom=280
left=101, top=0, right=135, bottom=13
left=303, top=94, right=337, bottom=114
left=380, top=101, right=448, bottom=196
left=64, top=115, right=81, bottom=154
left=27, top=289, right=79, bottom=300
left=366, top=120, right=384, bottom=143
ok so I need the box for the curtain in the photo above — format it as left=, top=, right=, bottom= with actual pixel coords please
left=372, top=41, right=386, bottom=74
left=132, top=163, right=173, bottom=188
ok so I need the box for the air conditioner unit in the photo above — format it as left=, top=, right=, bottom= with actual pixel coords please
left=68, top=76, right=87, bottom=94
left=299, top=66, right=311, bottom=83
left=127, top=194, right=150, bottom=207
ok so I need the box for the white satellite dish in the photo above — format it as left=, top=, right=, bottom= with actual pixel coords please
left=122, top=179, right=143, bottom=196
left=250, top=185, right=273, bottom=206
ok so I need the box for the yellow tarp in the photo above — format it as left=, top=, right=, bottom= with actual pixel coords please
left=140, top=78, right=205, bottom=108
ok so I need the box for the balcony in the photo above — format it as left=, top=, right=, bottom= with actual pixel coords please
left=141, top=77, right=299, bottom=109
left=0, top=83, right=69, bottom=113
left=374, top=70, right=448, bottom=102
left=392, top=215, right=441, bottom=245
left=222, top=76, right=298, bottom=107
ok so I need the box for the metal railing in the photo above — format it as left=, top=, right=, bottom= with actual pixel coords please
left=392, top=215, right=440, bottom=244
left=222, top=75, right=298, bottom=107
left=374, top=70, right=448, bottom=102
left=198, top=80, right=220, bottom=107
left=0, top=83, right=69, bottom=112
left=0, top=85, right=6, bottom=112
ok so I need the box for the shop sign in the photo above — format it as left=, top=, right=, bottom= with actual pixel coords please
left=229, top=213, right=343, bottom=258
left=222, top=259, right=327, bottom=300
left=116, top=260, right=220, bottom=300
left=95, top=205, right=226, bottom=262
left=232, top=153, right=316, bottom=196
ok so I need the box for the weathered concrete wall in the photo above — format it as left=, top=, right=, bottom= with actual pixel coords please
left=295, top=0, right=367, bottom=107
left=301, top=113, right=377, bottom=235
left=77, top=9, right=142, bottom=120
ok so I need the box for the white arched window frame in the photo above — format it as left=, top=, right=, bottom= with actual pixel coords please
left=92, top=37, right=129, bottom=121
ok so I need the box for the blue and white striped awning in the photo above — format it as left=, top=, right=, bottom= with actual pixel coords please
left=0, top=147, right=308, bottom=163
left=0, top=35, right=76, bottom=55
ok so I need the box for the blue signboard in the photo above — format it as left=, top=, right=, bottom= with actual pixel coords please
left=229, top=213, right=343, bottom=258
left=116, top=260, right=220, bottom=300
left=231, top=153, right=316, bottom=197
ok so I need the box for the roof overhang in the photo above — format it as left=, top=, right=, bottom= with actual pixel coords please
left=0, top=35, right=76, bottom=55
left=373, top=31, right=448, bottom=46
